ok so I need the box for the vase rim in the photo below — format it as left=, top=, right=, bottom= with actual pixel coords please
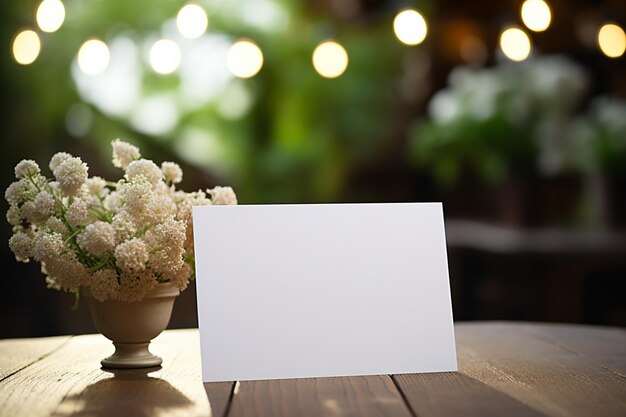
left=83, top=281, right=180, bottom=302
left=147, top=282, right=181, bottom=299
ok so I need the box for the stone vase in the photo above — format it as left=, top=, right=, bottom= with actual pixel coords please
left=86, top=282, right=180, bottom=369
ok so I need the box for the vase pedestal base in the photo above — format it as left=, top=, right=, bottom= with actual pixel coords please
left=101, top=342, right=162, bottom=369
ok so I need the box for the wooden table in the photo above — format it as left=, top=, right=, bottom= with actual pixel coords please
left=1, top=322, right=624, bottom=417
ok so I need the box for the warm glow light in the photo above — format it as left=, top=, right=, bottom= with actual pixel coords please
left=176, top=4, right=208, bottom=39
left=520, top=0, right=551, bottom=32
left=77, top=39, right=110, bottom=75
left=149, top=39, right=181, bottom=74
left=499, top=27, right=532, bottom=61
left=460, top=36, right=487, bottom=66
left=36, top=0, right=65, bottom=33
left=227, top=39, right=264, bottom=78
left=12, top=30, right=41, bottom=65
left=393, top=9, right=428, bottom=45
left=312, top=41, right=348, bottom=78
left=598, top=23, right=626, bottom=58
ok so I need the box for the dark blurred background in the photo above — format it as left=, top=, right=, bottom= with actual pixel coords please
left=1, top=0, right=625, bottom=338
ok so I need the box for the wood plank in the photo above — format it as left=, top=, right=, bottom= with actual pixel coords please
left=393, top=372, right=546, bottom=417
left=0, top=329, right=230, bottom=417
left=531, top=323, right=626, bottom=377
left=454, top=322, right=626, bottom=417
left=0, top=333, right=112, bottom=417
left=228, top=375, right=413, bottom=417
left=204, top=382, right=235, bottom=417
left=0, top=335, right=71, bottom=381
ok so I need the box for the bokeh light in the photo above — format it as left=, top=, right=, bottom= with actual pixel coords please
left=149, top=39, right=182, bottom=75
left=312, top=41, right=348, bottom=78
left=36, top=0, right=65, bottom=33
left=176, top=4, right=208, bottom=39
left=520, top=0, right=551, bottom=32
left=77, top=39, right=110, bottom=75
left=597, top=23, right=626, bottom=58
left=227, top=39, right=264, bottom=78
left=499, top=27, right=532, bottom=61
left=393, top=9, right=428, bottom=46
left=12, top=30, right=41, bottom=65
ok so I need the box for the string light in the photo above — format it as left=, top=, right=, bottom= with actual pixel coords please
left=77, top=39, right=110, bottom=75
left=176, top=4, right=208, bottom=39
left=393, top=9, right=428, bottom=45
left=227, top=39, right=264, bottom=78
left=499, top=26, right=532, bottom=61
left=520, top=0, right=551, bottom=32
left=597, top=23, right=626, bottom=58
left=312, top=41, right=348, bottom=78
left=36, top=0, right=65, bottom=33
left=12, top=30, right=41, bottom=65
left=149, top=39, right=181, bottom=74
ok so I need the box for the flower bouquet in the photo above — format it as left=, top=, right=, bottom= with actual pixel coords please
left=5, top=139, right=236, bottom=367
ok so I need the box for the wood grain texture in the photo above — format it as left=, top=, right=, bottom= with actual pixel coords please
left=0, top=334, right=112, bottom=417
left=0, top=335, right=70, bottom=381
left=1, top=324, right=625, bottom=417
left=454, top=322, right=626, bottom=417
left=0, top=330, right=231, bottom=417
left=204, top=382, right=235, bottom=417
left=227, top=375, right=413, bottom=417
left=531, top=323, right=626, bottom=377
left=394, top=372, right=547, bottom=417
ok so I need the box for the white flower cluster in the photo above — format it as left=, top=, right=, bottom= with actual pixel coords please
left=5, top=139, right=237, bottom=302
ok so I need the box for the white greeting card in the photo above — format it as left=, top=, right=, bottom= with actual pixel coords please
left=193, top=203, right=457, bottom=382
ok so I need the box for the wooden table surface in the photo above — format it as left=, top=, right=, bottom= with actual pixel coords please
left=0, top=322, right=624, bottom=417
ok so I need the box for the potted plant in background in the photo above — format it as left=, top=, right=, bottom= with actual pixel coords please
left=572, top=96, right=626, bottom=229
left=5, top=139, right=237, bottom=368
left=410, top=55, right=588, bottom=227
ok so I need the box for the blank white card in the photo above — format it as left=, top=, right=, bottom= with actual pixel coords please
left=193, top=203, right=457, bottom=382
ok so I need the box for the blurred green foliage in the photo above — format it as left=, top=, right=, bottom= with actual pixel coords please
left=1, top=0, right=407, bottom=204
left=410, top=56, right=589, bottom=185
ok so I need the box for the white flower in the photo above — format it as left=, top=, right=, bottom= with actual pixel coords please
left=174, top=189, right=211, bottom=253
left=85, top=176, right=109, bottom=198
left=5, top=181, right=25, bottom=205
left=87, top=269, right=119, bottom=302
left=42, top=252, right=87, bottom=291
left=118, top=270, right=157, bottom=302
left=32, top=232, right=65, bottom=263
left=115, top=238, right=149, bottom=272
left=112, top=139, right=140, bottom=170
left=53, top=157, right=88, bottom=196
left=44, top=216, right=68, bottom=237
left=145, top=218, right=186, bottom=250
left=112, top=212, right=137, bottom=243
left=118, top=177, right=154, bottom=223
left=20, top=201, right=38, bottom=224
left=49, top=152, right=72, bottom=172
left=77, top=221, right=116, bottom=256
left=9, top=231, right=32, bottom=262
left=4, top=179, right=41, bottom=206
left=161, top=162, right=183, bottom=184
left=172, top=263, right=192, bottom=291
left=145, top=219, right=186, bottom=276
left=15, top=160, right=40, bottom=179
left=67, top=198, right=92, bottom=227
left=145, top=194, right=177, bottom=225
left=33, top=191, right=56, bottom=220
left=103, top=190, right=122, bottom=211
left=6, top=138, right=237, bottom=302
left=208, top=186, right=238, bottom=205
left=126, top=159, right=162, bottom=187
left=6, top=205, right=21, bottom=226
